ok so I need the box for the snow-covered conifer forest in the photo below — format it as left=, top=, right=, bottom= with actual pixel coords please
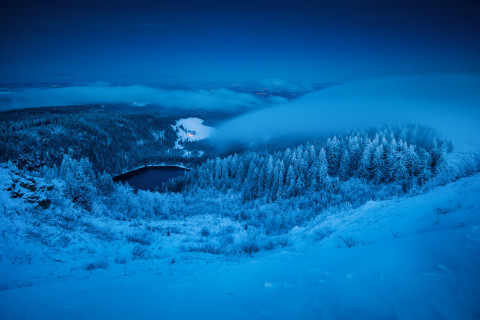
left=2, top=0, right=480, bottom=315
left=1, top=87, right=480, bottom=318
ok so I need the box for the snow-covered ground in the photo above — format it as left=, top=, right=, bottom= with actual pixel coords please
left=1, top=173, right=479, bottom=319
left=171, top=118, right=215, bottom=154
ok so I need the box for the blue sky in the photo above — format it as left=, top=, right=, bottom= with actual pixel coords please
left=1, top=0, right=479, bottom=83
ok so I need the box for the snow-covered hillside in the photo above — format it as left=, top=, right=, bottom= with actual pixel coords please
left=1, top=173, right=479, bottom=319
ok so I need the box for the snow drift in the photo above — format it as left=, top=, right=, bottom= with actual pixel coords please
left=215, top=75, right=480, bottom=152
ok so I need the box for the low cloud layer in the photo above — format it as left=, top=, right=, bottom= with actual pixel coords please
left=215, top=75, right=480, bottom=152
left=258, top=78, right=313, bottom=94
left=0, top=84, right=287, bottom=111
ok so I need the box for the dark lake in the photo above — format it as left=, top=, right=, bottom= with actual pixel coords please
left=113, top=165, right=189, bottom=191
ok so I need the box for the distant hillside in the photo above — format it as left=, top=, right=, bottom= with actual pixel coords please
left=0, top=104, right=237, bottom=174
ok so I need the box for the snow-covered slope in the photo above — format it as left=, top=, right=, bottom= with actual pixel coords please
left=1, top=174, right=479, bottom=319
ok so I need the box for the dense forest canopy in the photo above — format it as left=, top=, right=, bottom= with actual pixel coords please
left=0, top=104, right=238, bottom=174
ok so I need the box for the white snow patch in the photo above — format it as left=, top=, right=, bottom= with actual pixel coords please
left=173, top=117, right=215, bottom=142
left=171, top=117, right=215, bottom=155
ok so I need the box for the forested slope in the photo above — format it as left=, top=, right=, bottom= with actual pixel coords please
left=0, top=105, right=233, bottom=174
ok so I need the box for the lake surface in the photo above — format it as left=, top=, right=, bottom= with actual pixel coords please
left=113, top=165, right=188, bottom=191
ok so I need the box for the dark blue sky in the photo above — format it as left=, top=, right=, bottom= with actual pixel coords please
left=1, top=0, right=479, bottom=83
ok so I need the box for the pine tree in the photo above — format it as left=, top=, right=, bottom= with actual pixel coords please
left=358, top=143, right=372, bottom=179
left=391, top=152, right=409, bottom=182
left=296, top=176, right=305, bottom=196
left=285, top=165, right=296, bottom=198
left=97, top=171, right=114, bottom=195
left=317, top=148, right=329, bottom=183
left=386, top=139, right=398, bottom=181
left=371, top=145, right=385, bottom=183
left=418, top=155, right=432, bottom=185
left=265, top=156, right=274, bottom=191
left=222, top=158, right=230, bottom=180
left=275, top=161, right=286, bottom=200
left=405, top=145, right=419, bottom=176
left=307, top=145, right=316, bottom=169
left=270, top=160, right=281, bottom=201
left=431, top=138, right=447, bottom=174
left=338, top=150, right=351, bottom=180
left=242, top=163, right=258, bottom=202
left=347, top=136, right=361, bottom=172
left=79, top=157, right=95, bottom=182
left=236, top=160, right=245, bottom=183
left=214, top=157, right=222, bottom=180
left=61, top=155, right=96, bottom=209
left=256, top=160, right=266, bottom=197
left=283, top=148, right=292, bottom=169
left=327, top=136, right=341, bottom=175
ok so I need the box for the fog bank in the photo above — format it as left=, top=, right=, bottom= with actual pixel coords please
left=0, top=85, right=286, bottom=111
left=215, top=75, right=480, bottom=152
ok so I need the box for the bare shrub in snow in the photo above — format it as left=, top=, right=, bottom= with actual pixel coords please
left=200, top=227, right=211, bottom=237
left=132, top=244, right=149, bottom=259
left=84, top=259, right=109, bottom=270
left=80, top=218, right=115, bottom=241
left=126, top=232, right=153, bottom=245
left=114, top=256, right=127, bottom=264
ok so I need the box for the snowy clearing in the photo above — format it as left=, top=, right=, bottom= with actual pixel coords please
left=172, top=117, right=216, bottom=155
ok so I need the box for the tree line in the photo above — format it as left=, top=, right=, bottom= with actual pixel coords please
left=166, top=125, right=451, bottom=202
